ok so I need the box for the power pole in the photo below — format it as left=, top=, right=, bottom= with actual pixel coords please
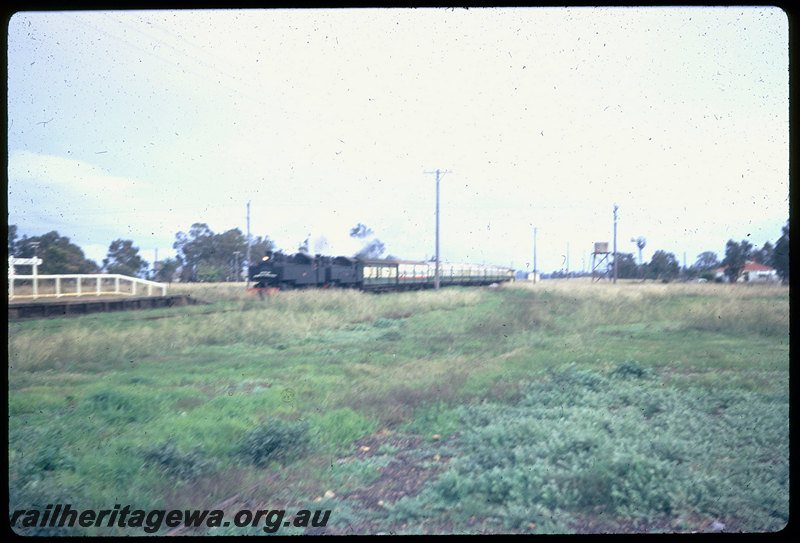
left=533, top=227, right=537, bottom=284
left=613, top=204, right=619, bottom=284
left=424, top=169, right=451, bottom=291
left=246, top=201, right=251, bottom=288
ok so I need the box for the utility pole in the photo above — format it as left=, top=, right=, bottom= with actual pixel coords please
left=424, top=169, right=451, bottom=291
left=246, top=201, right=251, bottom=288
left=613, top=204, right=619, bottom=284
left=533, top=227, right=537, bottom=284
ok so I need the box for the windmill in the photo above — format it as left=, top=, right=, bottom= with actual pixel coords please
left=631, top=237, right=646, bottom=280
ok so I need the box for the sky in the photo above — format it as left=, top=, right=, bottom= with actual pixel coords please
left=7, top=7, right=790, bottom=275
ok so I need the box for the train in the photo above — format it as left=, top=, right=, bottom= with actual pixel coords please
left=247, top=251, right=514, bottom=293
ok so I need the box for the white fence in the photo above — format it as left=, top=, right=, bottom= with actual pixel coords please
left=8, top=274, right=167, bottom=300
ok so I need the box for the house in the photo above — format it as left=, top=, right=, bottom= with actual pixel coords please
left=712, top=260, right=779, bottom=283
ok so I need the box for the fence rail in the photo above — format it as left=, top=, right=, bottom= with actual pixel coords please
left=8, top=274, right=167, bottom=300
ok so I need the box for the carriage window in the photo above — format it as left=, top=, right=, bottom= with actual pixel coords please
left=378, top=266, right=396, bottom=278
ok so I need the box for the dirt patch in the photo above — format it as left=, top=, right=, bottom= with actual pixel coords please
left=338, top=430, right=450, bottom=510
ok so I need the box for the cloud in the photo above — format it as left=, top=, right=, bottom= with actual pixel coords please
left=8, top=150, right=136, bottom=199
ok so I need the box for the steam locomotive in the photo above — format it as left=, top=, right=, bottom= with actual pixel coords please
left=248, top=251, right=514, bottom=292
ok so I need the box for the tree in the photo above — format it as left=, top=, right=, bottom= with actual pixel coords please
left=11, top=230, right=99, bottom=274
left=688, top=251, right=720, bottom=281
left=647, top=250, right=680, bottom=281
left=174, top=223, right=269, bottom=282
left=211, top=228, right=247, bottom=281
left=752, top=241, right=774, bottom=266
left=8, top=225, right=18, bottom=256
left=103, top=239, right=149, bottom=278
left=722, top=239, right=753, bottom=283
left=694, top=251, right=719, bottom=271
left=196, top=263, right=227, bottom=283
left=173, top=223, right=215, bottom=281
left=154, top=257, right=180, bottom=283
left=248, top=235, right=276, bottom=265
left=771, top=220, right=789, bottom=282
left=612, top=252, right=638, bottom=279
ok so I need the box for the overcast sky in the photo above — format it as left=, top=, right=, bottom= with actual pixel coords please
left=7, top=7, right=789, bottom=274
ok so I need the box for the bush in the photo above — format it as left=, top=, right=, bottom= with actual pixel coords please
left=548, top=365, right=608, bottom=391
left=142, top=440, right=216, bottom=481
left=235, top=419, right=311, bottom=467
left=80, top=388, right=153, bottom=423
left=610, top=360, right=655, bottom=380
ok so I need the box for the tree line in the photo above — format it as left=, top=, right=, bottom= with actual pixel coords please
left=604, top=219, right=789, bottom=283
left=7, top=223, right=274, bottom=283
left=8, top=219, right=789, bottom=284
left=7, top=220, right=387, bottom=283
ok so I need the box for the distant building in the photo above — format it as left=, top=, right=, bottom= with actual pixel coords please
left=711, top=260, right=778, bottom=283
left=514, top=270, right=541, bottom=282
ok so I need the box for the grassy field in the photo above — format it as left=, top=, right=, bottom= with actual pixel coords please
left=8, top=279, right=789, bottom=534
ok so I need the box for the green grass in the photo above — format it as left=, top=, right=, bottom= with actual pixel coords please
left=8, top=280, right=789, bottom=534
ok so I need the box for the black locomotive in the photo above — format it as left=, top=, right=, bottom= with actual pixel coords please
left=248, top=251, right=514, bottom=292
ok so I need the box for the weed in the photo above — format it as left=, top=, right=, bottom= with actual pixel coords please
left=310, top=408, right=377, bottom=455
left=79, top=387, right=154, bottom=423
left=235, top=418, right=312, bottom=467
left=611, top=360, right=656, bottom=379
left=378, top=329, right=404, bottom=341
left=142, top=440, right=217, bottom=481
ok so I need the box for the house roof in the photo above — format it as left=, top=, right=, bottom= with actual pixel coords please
left=712, top=260, right=776, bottom=273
